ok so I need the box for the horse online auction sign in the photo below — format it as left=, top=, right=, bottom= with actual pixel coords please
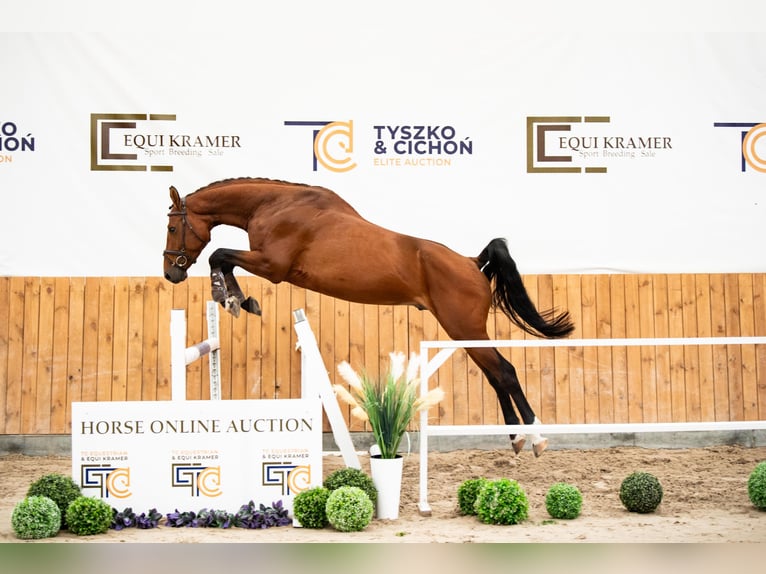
left=71, top=399, right=322, bottom=516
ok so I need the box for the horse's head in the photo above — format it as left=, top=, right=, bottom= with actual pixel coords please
left=163, top=186, right=209, bottom=283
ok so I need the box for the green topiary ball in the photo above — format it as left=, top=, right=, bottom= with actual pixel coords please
left=474, top=478, right=529, bottom=525
left=27, top=473, right=81, bottom=528
left=457, top=478, right=487, bottom=515
left=619, top=472, right=663, bottom=514
left=324, top=467, right=377, bottom=506
left=66, top=496, right=113, bottom=535
left=293, top=486, right=331, bottom=529
left=325, top=486, right=374, bottom=532
left=11, top=496, right=62, bottom=539
left=747, top=461, right=766, bottom=510
left=545, top=482, right=583, bottom=519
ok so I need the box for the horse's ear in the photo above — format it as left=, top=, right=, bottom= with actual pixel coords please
left=169, top=186, right=181, bottom=208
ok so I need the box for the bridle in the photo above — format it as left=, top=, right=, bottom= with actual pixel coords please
left=163, top=198, right=207, bottom=270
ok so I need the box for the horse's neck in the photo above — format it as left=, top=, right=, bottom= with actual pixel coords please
left=191, top=184, right=269, bottom=230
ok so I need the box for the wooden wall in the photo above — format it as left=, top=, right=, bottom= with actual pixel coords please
left=1, top=274, right=765, bottom=436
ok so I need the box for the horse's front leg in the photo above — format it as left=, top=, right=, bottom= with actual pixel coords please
left=209, top=249, right=262, bottom=318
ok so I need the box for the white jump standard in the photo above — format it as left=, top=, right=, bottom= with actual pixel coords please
left=170, top=301, right=222, bottom=401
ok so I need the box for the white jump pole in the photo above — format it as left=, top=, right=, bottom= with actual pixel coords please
left=170, top=302, right=221, bottom=401
left=293, top=308, right=360, bottom=469
left=418, top=335, right=766, bottom=515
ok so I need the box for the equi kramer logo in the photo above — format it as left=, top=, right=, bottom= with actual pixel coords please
left=90, top=113, right=241, bottom=172
left=526, top=116, right=672, bottom=174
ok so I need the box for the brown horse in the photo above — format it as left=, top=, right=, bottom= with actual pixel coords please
left=163, top=177, right=574, bottom=456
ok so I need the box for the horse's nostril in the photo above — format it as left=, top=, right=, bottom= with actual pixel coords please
left=164, top=272, right=171, bottom=281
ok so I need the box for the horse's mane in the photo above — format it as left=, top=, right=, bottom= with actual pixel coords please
left=190, top=177, right=313, bottom=196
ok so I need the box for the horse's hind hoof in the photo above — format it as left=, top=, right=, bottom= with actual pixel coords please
left=242, top=297, right=262, bottom=316
left=511, top=436, right=526, bottom=455
left=532, top=438, right=548, bottom=458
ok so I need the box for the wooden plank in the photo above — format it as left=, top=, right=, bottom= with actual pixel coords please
left=362, top=301, right=380, bottom=383
left=332, top=297, right=350, bottom=425
left=95, top=277, right=115, bottom=402
left=5, top=277, right=25, bottom=433
left=681, top=275, right=701, bottom=422
left=709, top=274, right=730, bottom=420
left=81, top=278, right=100, bottom=402
left=125, top=278, right=145, bottom=402
left=141, top=277, right=160, bottom=402
left=156, top=278, right=173, bottom=400
left=347, top=301, right=366, bottom=431
left=737, top=273, right=758, bottom=420
left=50, top=277, right=71, bottom=434
left=652, top=274, right=672, bottom=422
left=753, top=274, right=766, bottom=420
left=522, top=276, right=542, bottom=420
left=66, top=277, right=86, bottom=430
left=551, top=275, right=570, bottom=424
left=418, top=310, right=447, bottom=426
left=580, top=275, right=599, bottom=423
left=273, top=281, right=294, bottom=400
left=724, top=274, right=744, bottom=420
left=260, top=282, right=278, bottom=400
left=0, top=277, right=10, bottom=434
left=609, top=275, right=629, bottom=423
left=35, top=277, right=57, bottom=433
left=665, top=274, right=686, bottom=422
left=565, top=275, right=584, bottom=423
left=695, top=274, right=716, bottom=421
left=537, top=275, right=556, bottom=423
left=433, top=313, right=455, bottom=426
left=244, top=277, right=264, bottom=400
left=638, top=274, right=657, bottom=422
left=624, top=274, right=643, bottom=423
left=229, top=286, right=252, bottom=401
left=111, top=277, right=130, bottom=402
left=595, top=274, right=614, bottom=423
left=21, top=278, right=41, bottom=434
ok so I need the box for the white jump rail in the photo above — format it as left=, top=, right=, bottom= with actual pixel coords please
left=293, top=309, right=361, bottom=469
left=418, top=336, right=766, bottom=516
left=170, top=301, right=221, bottom=401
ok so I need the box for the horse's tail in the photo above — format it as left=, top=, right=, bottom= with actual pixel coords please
left=477, top=238, right=575, bottom=339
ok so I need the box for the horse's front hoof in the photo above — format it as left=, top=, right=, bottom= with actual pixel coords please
left=210, top=269, right=227, bottom=304
left=532, top=438, right=548, bottom=458
left=511, top=436, right=526, bottom=455
left=242, top=297, right=262, bottom=316
left=224, top=296, right=241, bottom=318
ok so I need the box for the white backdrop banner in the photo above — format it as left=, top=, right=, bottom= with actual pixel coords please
left=1, top=2, right=765, bottom=275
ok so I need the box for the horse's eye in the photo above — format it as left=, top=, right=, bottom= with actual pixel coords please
left=168, top=226, right=176, bottom=233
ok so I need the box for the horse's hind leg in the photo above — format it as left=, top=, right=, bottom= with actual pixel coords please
left=468, top=347, right=548, bottom=457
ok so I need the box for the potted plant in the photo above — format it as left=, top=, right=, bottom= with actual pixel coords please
left=334, top=351, right=444, bottom=519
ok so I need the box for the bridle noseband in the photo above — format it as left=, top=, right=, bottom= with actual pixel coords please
left=163, top=198, right=207, bottom=270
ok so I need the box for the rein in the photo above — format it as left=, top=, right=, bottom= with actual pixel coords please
left=163, top=198, right=207, bottom=269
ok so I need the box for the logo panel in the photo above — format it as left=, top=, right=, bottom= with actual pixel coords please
left=526, top=115, right=673, bottom=174
left=90, top=113, right=242, bottom=172
left=284, top=120, right=356, bottom=172
left=713, top=122, right=766, bottom=172
left=0, top=121, right=36, bottom=166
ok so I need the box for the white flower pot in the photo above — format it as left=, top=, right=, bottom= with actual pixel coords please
left=369, top=454, right=403, bottom=520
